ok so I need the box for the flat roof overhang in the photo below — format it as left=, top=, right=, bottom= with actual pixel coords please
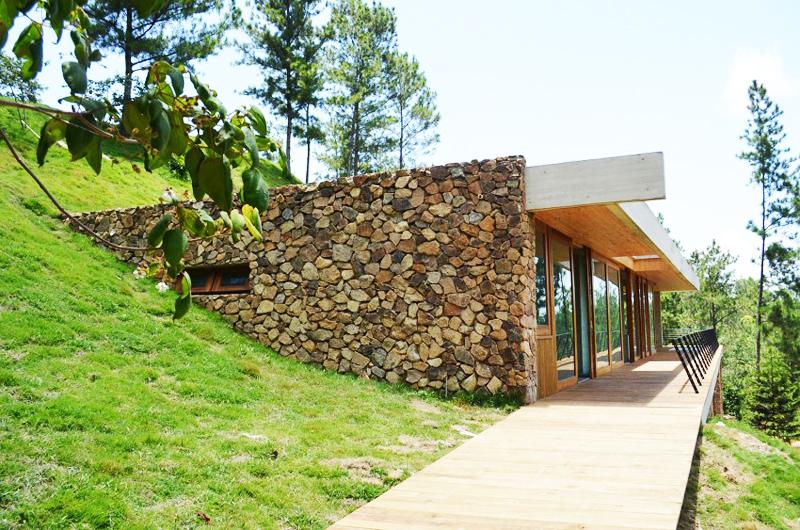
left=525, top=153, right=699, bottom=292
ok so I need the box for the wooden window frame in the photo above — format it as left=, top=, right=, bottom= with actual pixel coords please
left=606, top=263, right=625, bottom=368
left=534, top=220, right=552, bottom=336
left=180, top=264, right=252, bottom=295
left=549, top=229, right=579, bottom=392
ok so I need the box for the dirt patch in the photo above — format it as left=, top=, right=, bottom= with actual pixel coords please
left=451, top=424, right=477, bottom=437
left=702, top=437, right=753, bottom=489
left=322, top=457, right=386, bottom=485
left=714, top=422, right=790, bottom=460
left=2, top=348, right=25, bottom=361
left=410, top=399, right=441, bottom=415
left=230, top=453, right=252, bottom=463
left=380, top=435, right=455, bottom=454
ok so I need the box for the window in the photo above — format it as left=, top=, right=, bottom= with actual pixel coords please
left=608, top=267, right=623, bottom=363
left=592, top=259, right=610, bottom=369
left=182, top=265, right=252, bottom=295
left=551, top=236, right=575, bottom=382
left=648, top=285, right=655, bottom=353
left=534, top=227, right=549, bottom=327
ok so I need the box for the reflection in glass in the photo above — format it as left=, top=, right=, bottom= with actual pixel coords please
left=552, top=238, right=575, bottom=381
left=535, top=230, right=548, bottom=326
left=592, top=260, right=609, bottom=368
left=608, top=268, right=622, bottom=363
left=648, top=286, right=655, bottom=353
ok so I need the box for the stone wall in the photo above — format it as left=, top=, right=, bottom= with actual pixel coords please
left=72, top=156, right=538, bottom=400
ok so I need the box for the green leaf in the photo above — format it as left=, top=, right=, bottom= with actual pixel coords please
left=147, top=214, right=172, bottom=247
left=197, top=156, right=232, bottom=212
left=184, top=146, right=205, bottom=201
left=230, top=209, right=245, bottom=241
left=173, top=290, right=191, bottom=320
left=243, top=128, right=259, bottom=166
left=122, top=98, right=150, bottom=139
left=12, top=22, right=42, bottom=80
left=247, top=106, right=267, bottom=136
left=146, top=60, right=184, bottom=95
left=70, top=28, right=90, bottom=67
left=162, top=229, right=188, bottom=268
left=219, top=211, right=232, bottom=230
left=61, top=61, right=87, bottom=94
left=241, top=166, right=270, bottom=212
left=85, top=136, right=102, bottom=174
left=148, top=101, right=171, bottom=152
left=166, top=110, right=188, bottom=156
left=65, top=116, right=95, bottom=161
left=176, top=206, right=205, bottom=237
left=242, top=204, right=263, bottom=241
left=179, top=271, right=192, bottom=297
left=36, top=118, right=67, bottom=166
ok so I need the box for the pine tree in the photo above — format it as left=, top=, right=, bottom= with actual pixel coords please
left=84, top=0, right=231, bottom=104
left=739, top=80, right=798, bottom=370
left=295, top=59, right=326, bottom=183
left=239, top=0, right=326, bottom=174
left=322, top=0, right=397, bottom=177
left=385, top=52, right=439, bottom=169
left=747, top=354, right=800, bottom=441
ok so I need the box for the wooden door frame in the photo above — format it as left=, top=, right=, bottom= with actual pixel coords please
left=548, top=228, right=579, bottom=392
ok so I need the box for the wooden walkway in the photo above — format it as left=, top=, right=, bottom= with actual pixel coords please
left=329, top=350, right=722, bottom=530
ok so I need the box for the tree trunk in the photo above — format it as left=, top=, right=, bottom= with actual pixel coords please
left=399, top=107, right=404, bottom=169
left=349, top=101, right=360, bottom=176
left=756, top=180, right=766, bottom=370
left=285, top=68, right=292, bottom=172
left=123, top=5, right=134, bottom=105
left=304, top=105, right=311, bottom=184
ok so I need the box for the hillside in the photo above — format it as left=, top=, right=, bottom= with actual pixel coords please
left=0, top=107, right=507, bottom=528
left=680, top=419, right=800, bottom=530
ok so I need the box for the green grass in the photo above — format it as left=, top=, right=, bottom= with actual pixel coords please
left=680, top=418, right=800, bottom=529
left=0, top=106, right=509, bottom=528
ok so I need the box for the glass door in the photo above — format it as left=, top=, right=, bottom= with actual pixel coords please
left=551, top=234, right=577, bottom=388
left=592, top=259, right=611, bottom=375
left=608, top=267, right=624, bottom=367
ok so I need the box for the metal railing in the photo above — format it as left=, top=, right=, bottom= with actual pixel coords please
left=663, top=327, right=695, bottom=343
left=671, top=329, right=719, bottom=394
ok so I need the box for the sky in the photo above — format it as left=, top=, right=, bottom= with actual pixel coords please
left=23, top=0, right=800, bottom=280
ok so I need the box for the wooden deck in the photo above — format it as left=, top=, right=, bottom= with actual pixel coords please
left=329, top=350, right=722, bottom=530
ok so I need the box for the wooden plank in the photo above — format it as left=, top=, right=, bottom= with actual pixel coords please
left=328, top=351, right=722, bottom=530
left=524, top=152, right=665, bottom=211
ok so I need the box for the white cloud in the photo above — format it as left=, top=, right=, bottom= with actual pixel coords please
left=723, top=50, right=796, bottom=117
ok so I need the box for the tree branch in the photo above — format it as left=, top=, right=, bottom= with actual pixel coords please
left=0, top=100, right=140, bottom=146
left=0, top=127, right=154, bottom=253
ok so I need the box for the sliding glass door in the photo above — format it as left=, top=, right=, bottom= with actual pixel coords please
left=551, top=235, right=576, bottom=386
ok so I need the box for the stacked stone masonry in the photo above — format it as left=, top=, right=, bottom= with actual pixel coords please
left=72, top=156, right=538, bottom=400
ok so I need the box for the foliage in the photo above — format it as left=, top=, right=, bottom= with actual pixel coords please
left=239, top=0, right=327, bottom=178
left=84, top=0, right=232, bottom=104
left=0, top=53, right=42, bottom=103
left=746, top=352, right=800, bottom=441
left=0, top=0, right=289, bottom=319
left=0, top=148, right=507, bottom=527
left=322, top=0, right=397, bottom=177
left=738, top=80, right=800, bottom=368
left=385, top=51, right=439, bottom=169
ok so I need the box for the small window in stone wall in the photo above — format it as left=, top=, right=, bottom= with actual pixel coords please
left=180, top=264, right=251, bottom=295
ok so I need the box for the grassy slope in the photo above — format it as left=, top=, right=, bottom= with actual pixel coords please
left=0, top=108, right=507, bottom=529
left=680, top=419, right=800, bottom=530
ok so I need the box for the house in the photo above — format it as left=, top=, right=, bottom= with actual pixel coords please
left=72, top=153, right=698, bottom=402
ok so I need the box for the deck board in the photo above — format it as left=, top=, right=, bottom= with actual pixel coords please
left=329, top=350, right=721, bottom=530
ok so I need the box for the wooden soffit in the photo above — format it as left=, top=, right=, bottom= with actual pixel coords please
left=533, top=202, right=699, bottom=292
